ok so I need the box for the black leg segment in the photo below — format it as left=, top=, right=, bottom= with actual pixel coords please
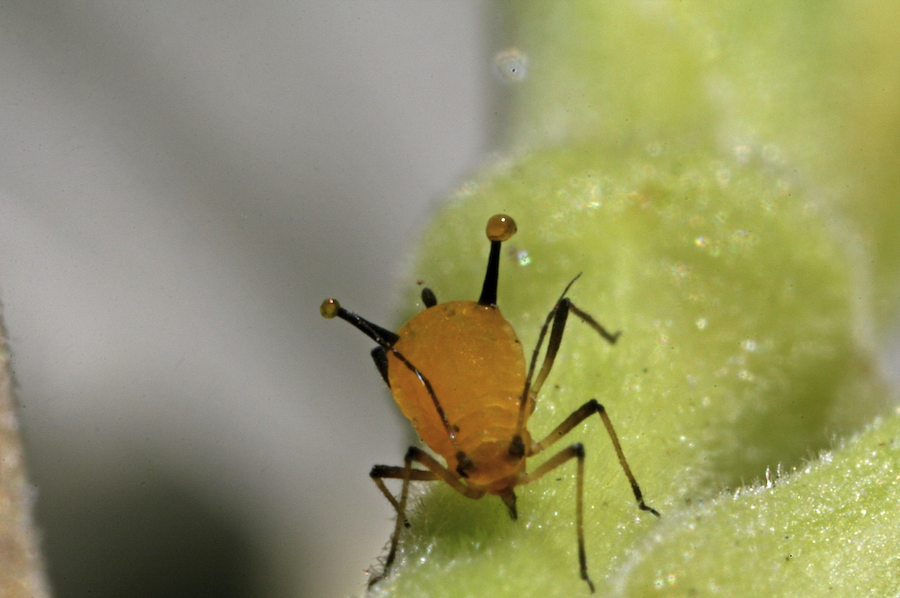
left=367, top=447, right=485, bottom=588
left=421, top=287, right=437, bottom=308
left=515, top=442, right=595, bottom=593
left=532, top=399, right=659, bottom=517
left=370, top=347, right=390, bottom=387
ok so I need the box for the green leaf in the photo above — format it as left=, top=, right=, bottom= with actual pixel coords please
left=366, top=2, right=897, bottom=595
left=618, top=412, right=900, bottom=598
left=372, top=144, right=890, bottom=597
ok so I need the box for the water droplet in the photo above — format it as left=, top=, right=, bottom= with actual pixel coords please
left=645, top=141, right=664, bottom=157
left=761, top=143, right=782, bottom=164
left=494, top=49, right=528, bottom=82
left=733, top=143, right=753, bottom=165
left=670, top=262, right=689, bottom=281
left=695, top=318, right=707, bottom=330
left=715, top=168, right=731, bottom=186
left=516, top=250, right=531, bottom=266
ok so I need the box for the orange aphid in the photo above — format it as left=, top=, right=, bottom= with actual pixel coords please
left=390, top=300, right=528, bottom=493
left=321, top=214, right=658, bottom=592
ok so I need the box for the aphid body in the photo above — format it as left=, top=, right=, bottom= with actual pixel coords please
left=321, top=214, right=658, bottom=592
left=390, top=298, right=530, bottom=493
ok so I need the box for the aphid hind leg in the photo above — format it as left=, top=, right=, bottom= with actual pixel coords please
left=515, top=280, right=621, bottom=442
left=513, top=292, right=572, bottom=445
left=568, top=302, right=621, bottom=345
left=531, top=400, right=659, bottom=517
left=368, top=447, right=485, bottom=588
left=529, top=297, right=621, bottom=403
left=516, top=443, right=595, bottom=593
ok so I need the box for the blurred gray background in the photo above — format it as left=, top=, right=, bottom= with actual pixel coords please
left=0, top=2, right=507, bottom=597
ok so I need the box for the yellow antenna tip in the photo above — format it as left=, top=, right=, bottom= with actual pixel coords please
left=486, top=214, right=517, bottom=242
left=320, top=298, right=341, bottom=319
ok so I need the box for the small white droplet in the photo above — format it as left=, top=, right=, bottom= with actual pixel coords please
left=494, top=49, right=528, bottom=82
left=733, top=143, right=753, bottom=165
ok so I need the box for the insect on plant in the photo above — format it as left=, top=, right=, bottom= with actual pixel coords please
left=320, top=214, right=659, bottom=592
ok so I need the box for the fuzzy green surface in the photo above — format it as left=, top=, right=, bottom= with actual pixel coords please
left=618, top=412, right=900, bottom=598
left=368, top=144, right=890, bottom=597
left=505, top=0, right=900, bottom=324
left=363, top=1, right=898, bottom=595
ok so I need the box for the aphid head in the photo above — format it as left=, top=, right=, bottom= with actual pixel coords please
left=478, top=214, right=517, bottom=306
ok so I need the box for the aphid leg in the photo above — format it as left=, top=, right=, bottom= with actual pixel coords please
left=531, top=400, right=660, bottom=517
left=516, top=279, right=620, bottom=439
left=568, top=303, right=620, bottom=345
left=516, top=443, right=595, bottom=593
left=368, top=447, right=485, bottom=588
left=370, top=465, right=439, bottom=523
left=367, top=449, right=417, bottom=589
left=529, top=298, right=622, bottom=403
left=421, top=287, right=437, bottom=308
left=371, top=347, right=390, bottom=387
left=514, top=295, right=568, bottom=439
left=528, top=298, right=570, bottom=401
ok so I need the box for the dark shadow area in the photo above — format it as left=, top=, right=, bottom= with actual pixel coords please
left=31, top=448, right=257, bottom=598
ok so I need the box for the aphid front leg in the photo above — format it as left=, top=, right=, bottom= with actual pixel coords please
left=531, top=400, right=660, bottom=517
left=509, top=282, right=656, bottom=592
left=516, top=443, right=595, bottom=593
left=367, top=448, right=417, bottom=589
left=512, top=280, right=653, bottom=512
left=368, top=447, right=485, bottom=588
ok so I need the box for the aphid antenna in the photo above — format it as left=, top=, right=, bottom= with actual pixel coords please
left=478, top=236, right=503, bottom=306
left=320, top=298, right=462, bottom=446
left=478, top=214, right=517, bottom=306
left=320, top=298, right=399, bottom=348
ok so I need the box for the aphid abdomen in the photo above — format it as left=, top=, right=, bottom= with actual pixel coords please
left=388, top=300, right=526, bottom=482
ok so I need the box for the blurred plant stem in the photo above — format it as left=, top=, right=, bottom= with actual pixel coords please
left=0, top=313, right=51, bottom=598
